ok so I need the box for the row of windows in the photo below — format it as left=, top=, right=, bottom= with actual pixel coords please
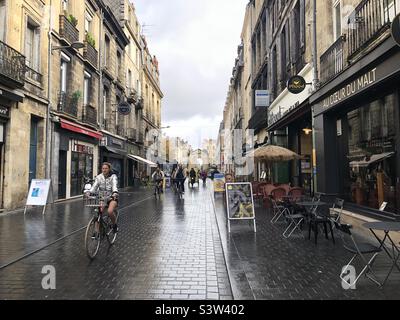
left=252, top=0, right=305, bottom=104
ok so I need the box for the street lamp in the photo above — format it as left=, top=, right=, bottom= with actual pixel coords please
left=46, top=40, right=85, bottom=179
left=51, top=41, right=85, bottom=51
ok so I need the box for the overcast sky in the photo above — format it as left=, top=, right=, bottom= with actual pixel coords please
left=133, top=0, right=248, bottom=148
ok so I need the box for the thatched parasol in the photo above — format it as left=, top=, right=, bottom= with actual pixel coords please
left=251, top=144, right=302, bottom=162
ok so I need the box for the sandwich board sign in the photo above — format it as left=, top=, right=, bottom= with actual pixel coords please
left=24, top=179, right=54, bottom=215
left=225, top=182, right=256, bottom=233
left=213, top=173, right=225, bottom=193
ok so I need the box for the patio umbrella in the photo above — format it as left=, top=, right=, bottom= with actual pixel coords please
left=248, top=145, right=301, bottom=183
left=251, top=144, right=302, bottom=162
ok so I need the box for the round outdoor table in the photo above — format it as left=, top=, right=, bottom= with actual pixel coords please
left=363, top=221, right=400, bottom=286
left=296, top=201, right=327, bottom=207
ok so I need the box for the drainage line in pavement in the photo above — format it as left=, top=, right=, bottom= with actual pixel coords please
left=0, top=195, right=154, bottom=270
left=209, top=189, right=257, bottom=301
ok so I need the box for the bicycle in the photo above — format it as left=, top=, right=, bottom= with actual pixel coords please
left=84, top=191, right=119, bottom=260
left=175, top=178, right=185, bottom=200
left=153, top=179, right=163, bottom=199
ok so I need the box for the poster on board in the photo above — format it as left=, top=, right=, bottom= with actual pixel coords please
left=25, top=179, right=53, bottom=215
left=225, top=183, right=256, bottom=233
left=213, top=174, right=225, bottom=193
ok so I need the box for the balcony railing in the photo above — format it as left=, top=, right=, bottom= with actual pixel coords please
left=248, top=107, right=268, bottom=132
left=82, top=105, right=97, bottom=126
left=320, top=35, right=346, bottom=84
left=25, top=65, right=42, bottom=84
left=347, top=0, right=397, bottom=59
left=83, top=41, right=98, bottom=67
left=57, top=92, right=78, bottom=118
left=0, top=40, right=25, bottom=87
left=59, top=15, right=79, bottom=44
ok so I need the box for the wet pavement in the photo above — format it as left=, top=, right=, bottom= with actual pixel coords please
left=0, top=183, right=232, bottom=300
left=0, top=182, right=399, bottom=300
left=213, top=194, right=400, bottom=300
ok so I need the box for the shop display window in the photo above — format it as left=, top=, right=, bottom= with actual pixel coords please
left=347, top=93, right=398, bottom=214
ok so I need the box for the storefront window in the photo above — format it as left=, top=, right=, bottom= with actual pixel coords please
left=70, top=142, right=94, bottom=197
left=347, top=93, right=398, bottom=214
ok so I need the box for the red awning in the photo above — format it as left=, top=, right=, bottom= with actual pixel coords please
left=60, top=119, right=103, bottom=140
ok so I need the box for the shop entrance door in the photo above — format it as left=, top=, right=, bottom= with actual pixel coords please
left=71, top=152, right=93, bottom=197
left=58, top=150, right=67, bottom=199
left=29, top=118, right=38, bottom=185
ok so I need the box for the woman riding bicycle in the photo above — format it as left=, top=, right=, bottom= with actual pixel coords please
left=85, top=162, right=119, bottom=233
left=152, top=167, right=164, bottom=195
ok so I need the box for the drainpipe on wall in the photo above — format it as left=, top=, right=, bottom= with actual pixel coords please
left=45, top=0, right=53, bottom=180
left=311, top=0, right=319, bottom=195
left=98, top=8, right=104, bottom=130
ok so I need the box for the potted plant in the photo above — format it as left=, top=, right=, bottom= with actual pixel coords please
left=85, top=32, right=96, bottom=48
left=71, top=90, right=81, bottom=107
left=67, top=14, right=78, bottom=27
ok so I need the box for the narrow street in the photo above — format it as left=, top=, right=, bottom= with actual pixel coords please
left=0, top=183, right=232, bottom=300
left=0, top=182, right=399, bottom=300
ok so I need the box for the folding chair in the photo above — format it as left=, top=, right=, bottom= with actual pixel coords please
left=335, top=222, right=382, bottom=287
left=270, top=188, right=287, bottom=224
left=330, top=198, right=344, bottom=223
left=282, top=202, right=305, bottom=239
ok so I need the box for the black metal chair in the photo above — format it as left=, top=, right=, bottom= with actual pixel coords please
left=308, top=203, right=335, bottom=244
left=334, top=222, right=382, bottom=287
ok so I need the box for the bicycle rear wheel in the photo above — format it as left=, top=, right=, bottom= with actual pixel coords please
left=85, top=218, right=101, bottom=259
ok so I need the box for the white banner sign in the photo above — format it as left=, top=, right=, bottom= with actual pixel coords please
left=26, top=179, right=52, bottom=206
left=255, top=90, right=270, bottom=107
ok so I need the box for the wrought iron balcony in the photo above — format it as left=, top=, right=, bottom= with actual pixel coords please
left=59, top=15, right=79, bottom=45
left=248, top=107, right=268, bottom=132
left=83, top=41, right=98, bottom=67
left=57, top=92, right=78, bottom=118
left=347, top=0, right=397, bottom=59
left=25, top=65, right=42, bottom=84
left=82, top=104, right=97, bottom=126
left=0, top=40, right=25, bottom=87
left=320, top=35, right=346, bottom=84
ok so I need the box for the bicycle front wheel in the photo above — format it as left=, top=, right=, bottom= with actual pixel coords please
left=85, top=218, right=101, bottom=260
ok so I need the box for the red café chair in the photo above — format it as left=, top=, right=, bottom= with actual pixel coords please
left=280, top=184, right=291, bottom=195
left=288, top=187, right=304, bottom=202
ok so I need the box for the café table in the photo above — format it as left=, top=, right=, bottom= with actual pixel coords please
left=363, top=221, right=400, bottom=286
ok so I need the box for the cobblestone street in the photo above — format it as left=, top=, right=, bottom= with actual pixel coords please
left=0, top=183, right=399, bottom=300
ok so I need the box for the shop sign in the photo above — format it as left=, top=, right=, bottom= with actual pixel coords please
left=268, top=101, right=300, bottom=127
left=287, top=76, right=307, bottom=94
left=72, top=141, right=94, bottom=154
left=110, top=137, right=123, bottom=148
left=321, top=68, right=377, bottom=110
left=117, top=102, right=131, bottom=116
left=0, top=105, right=10, bottom=118
left=391, top=14, right=400, bottom=47
left=255, top=90, right=270, bottom=107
